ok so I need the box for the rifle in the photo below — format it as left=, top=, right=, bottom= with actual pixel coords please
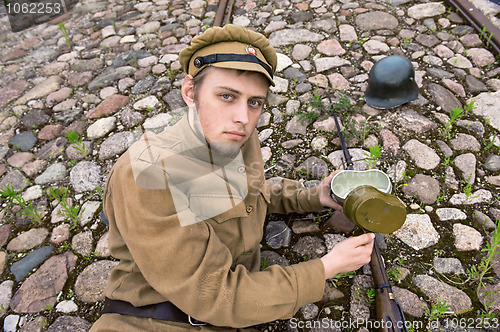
left=327, top=94, right=408, bottom=332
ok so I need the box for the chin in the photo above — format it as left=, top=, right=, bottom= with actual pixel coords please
left=209, top=141, right=241, bottom=159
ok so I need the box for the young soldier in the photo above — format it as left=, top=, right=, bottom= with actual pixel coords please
left=90, top=24, right=374, bottom=332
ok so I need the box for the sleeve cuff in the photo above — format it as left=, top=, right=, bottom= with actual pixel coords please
left=291, top=258, right=325, bottom=312
left=297, top=185, right=324, bottom=212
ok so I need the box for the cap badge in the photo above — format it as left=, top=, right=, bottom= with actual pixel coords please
left=246, top=45, right=257, bottom=56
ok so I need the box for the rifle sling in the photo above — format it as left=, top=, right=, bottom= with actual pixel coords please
left=375, top=283, right=396, bottom=300
left=375, top=283, right=391, bottom=290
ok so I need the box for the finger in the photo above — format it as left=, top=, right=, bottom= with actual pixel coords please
left=323, top=172, right=336, bottom=184
left=350, top=233, right=375, bottom=247
left=331, top=201, right=342, bottom=211
left=321, top=196, right=342, bottom=210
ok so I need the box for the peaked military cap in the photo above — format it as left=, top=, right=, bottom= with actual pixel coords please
left=179, top=24, right=277, bottom=86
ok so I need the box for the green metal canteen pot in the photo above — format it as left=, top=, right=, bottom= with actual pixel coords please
left=330, top=170, right=406, bottom=234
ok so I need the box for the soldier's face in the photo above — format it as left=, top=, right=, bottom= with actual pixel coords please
left=182, top=67, right=269, bottom=156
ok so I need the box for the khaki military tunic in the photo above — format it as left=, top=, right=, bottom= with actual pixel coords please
left=91, top=115, right=326, bottom=331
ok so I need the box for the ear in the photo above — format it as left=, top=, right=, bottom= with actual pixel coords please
left=181, top=75, right=195, bottom=107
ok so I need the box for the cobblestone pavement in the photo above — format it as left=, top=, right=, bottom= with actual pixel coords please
left=0, top=0, right=499, bottom=331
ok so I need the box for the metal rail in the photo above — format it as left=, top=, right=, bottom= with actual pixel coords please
left=213, top=0, right=234, bottom=27
left=445, top=0, right=500, bottom=57
left=213, top=0, right=499, bottom=57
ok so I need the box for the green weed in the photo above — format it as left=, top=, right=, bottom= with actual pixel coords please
left=463, top=100, right=476, bottom=115
left=462, top=177, right=479, bottom=202
left=436, top=192, right=445, bottom=203
left=357, top=36, right=369, bottom=45
left=364, top=144, right=382, bottom=169
left=58, top=22, right=71, bottom=48
left=297, top=108, right=320, bottom=124
left=366, top=288, right=375, bottom=303
left=468, top=220, right=500, bottom=292
left=260, top=256, right=270, bottom=271
left=360, top=115, right=372, bottom=144
left=0, top=184, right=44, bottom=224
left=483, top=134, right=498, bottom=151
left=387, top=266, right=403, bottom=282
left=328, top=271, right=356, bottom=288
left=47, top=186, right=84, bottom=229
left=308, top=89, right=328, bottom=114
left=442, top=156, right=451, bottom=167
left=425, top=301, right=451, bottom=321
left=96, top=186, right=104, bottom=200
left=442, top=105, right=464, bottom=140
left=354, top=287, right=375, bottom=304
left=66, top=131, right=88, bottom=158
left=329, top=92, right=356, bottom=114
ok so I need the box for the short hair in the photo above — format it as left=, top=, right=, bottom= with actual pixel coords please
left=191, top=66, right=269, bottom=103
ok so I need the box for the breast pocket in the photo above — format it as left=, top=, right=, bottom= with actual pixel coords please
left=189, top=193, right=244, bottom=221
left=198, top=196, right=248, bottom=257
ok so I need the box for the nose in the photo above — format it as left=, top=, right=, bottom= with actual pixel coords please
left=232, top=100, right=250, bottom=125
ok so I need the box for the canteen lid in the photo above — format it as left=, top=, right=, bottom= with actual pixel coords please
left=343, top=185, right=406, bottom=234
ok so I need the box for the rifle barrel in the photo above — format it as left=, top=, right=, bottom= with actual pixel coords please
left=327, top=94, right=354, bottom=170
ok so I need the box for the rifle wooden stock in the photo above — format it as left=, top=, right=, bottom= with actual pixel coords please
left=370, top=241, right=408, bottom=332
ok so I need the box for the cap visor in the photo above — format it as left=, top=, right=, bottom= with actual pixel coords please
left=211, top=61, right=275, bottom=86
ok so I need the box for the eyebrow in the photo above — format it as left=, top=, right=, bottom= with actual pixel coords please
left=216, top=86, right=267, bottom=100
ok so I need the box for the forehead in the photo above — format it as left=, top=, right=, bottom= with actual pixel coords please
left=201, top=67, right=270, bottom=89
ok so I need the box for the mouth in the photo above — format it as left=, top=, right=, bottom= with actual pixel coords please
left=224, top=131, right=246, bottom=141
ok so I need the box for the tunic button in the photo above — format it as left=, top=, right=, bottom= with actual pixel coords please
left=246, top=205, right=253, bottom=213
left=238, top=166, right=246, bottom=173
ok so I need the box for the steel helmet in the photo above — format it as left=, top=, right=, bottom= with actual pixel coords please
left=364, top=55, right=419, bottom=109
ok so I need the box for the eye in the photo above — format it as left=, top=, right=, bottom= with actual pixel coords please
left=220, top=93, right=233, bottom=101
left=249, top=99, right=262, bottom=108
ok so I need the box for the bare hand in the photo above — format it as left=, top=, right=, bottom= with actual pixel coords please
left=320, top=233, right=375, bottom=279
left=318, top=171, right=343, bottom=211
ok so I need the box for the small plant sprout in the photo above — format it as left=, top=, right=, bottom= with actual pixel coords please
left=442, top=155, right=451, bottom=167
left=436, top=191, right=445, bottom=203
left=47, top=186, right=84, bottom=229
left=297, top=108, right=320, bottom=124
left=328, top=271, right=356, bottom=288
left=468, top=219, right=500, bottom=293
left=96, top=186, right=104, bottom=200
left=364, top=144, right=382, bottom=169
left=442, top=105, right=464, bottom=140
left=0, top=184, right=44, bottom=224
left=360, top=115, right=372, bottom=144
left=307, top=88, right=328, bottom=114
left=329, top=92, right=355, bottom=115
left=366, top=288, right=375, bottom=303
left=66, top=131, right=89, bottom=158
left=463, top=100, right=476, bottom=115
left=387, top=265, right=403, bottom=282
left=462, top=176, right=478, bottom=203
left=260, top=256, right=269, bottom=271
left=58, top=22, right=71, bottom=48
left=483, top=133, right=498, bottom=151
left=425, top=301, right=451, bottom=322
